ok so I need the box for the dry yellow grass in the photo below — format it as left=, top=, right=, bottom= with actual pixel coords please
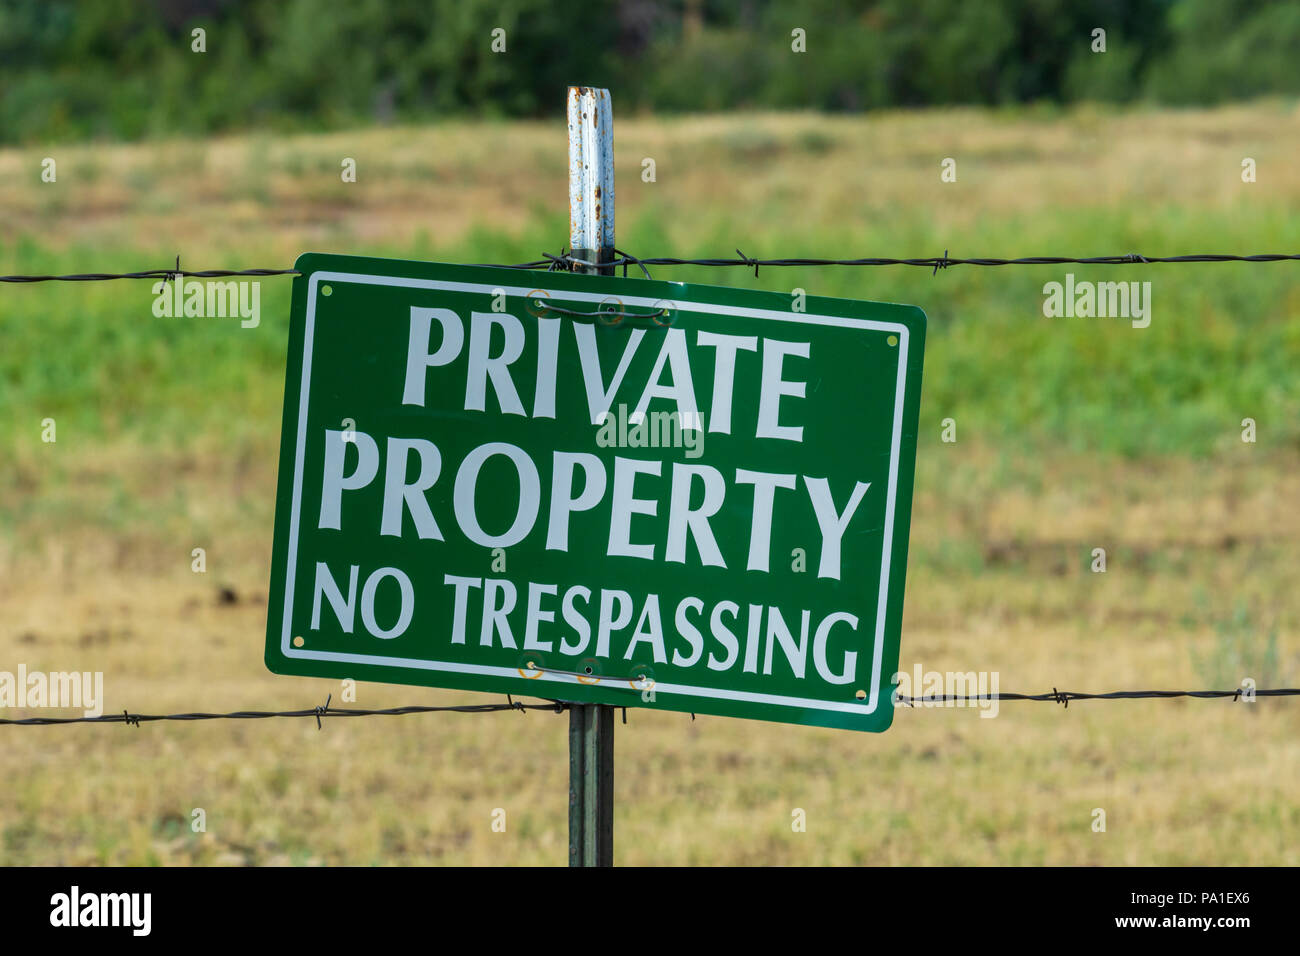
left=2, top=439, right=1295, bottom=865
left=4, top=101, right=1300, bottom=257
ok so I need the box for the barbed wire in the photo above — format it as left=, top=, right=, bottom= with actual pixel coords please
left=533, top=249, right=1300, bottom=277
left=6, top=249, right=1300, bottom=284
left=0, top=267, right=298, bottom=283
left=894, top=687, right=1300, bottom=708
left=0, top=686, right=1296, bottom=729
left=0, top=695, right=566, bottom=728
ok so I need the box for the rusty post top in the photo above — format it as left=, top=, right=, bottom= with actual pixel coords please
left=567, top=87, right=614, bottom=272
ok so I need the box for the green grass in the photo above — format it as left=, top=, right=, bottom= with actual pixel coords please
left=5, top=202, right=1300, bottom=459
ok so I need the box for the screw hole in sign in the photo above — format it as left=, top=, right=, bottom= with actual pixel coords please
left=598, top=297, right=624, bottom=327
left=651, top=299, right=678, bottom=327
left=525, top=289, right=551, bottom=317
left=887, top=334, right=898, bottom=346
left=321, top=285, right=332, bottom=297
left=293, top=636, right=305, bottom=648
left=855, top=689, right=867, bottom=700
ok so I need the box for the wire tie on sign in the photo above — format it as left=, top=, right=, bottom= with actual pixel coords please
left=622, top=707, right=627, bottom=725
left=538, top=300, right=669, bottom=322
left=614, top=247, right=653, bottom=280
left=315, top=693, right=332, bottom=730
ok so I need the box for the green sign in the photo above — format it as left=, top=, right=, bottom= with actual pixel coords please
left=266, top=253, right=925, bottom=732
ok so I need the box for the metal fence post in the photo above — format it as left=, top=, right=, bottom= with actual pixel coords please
left=566, top=85, right=615, bottom=867
left=568, top=86, right=615, bottom=275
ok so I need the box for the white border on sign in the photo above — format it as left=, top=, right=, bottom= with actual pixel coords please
left=278, top=271, right=911, bottom=716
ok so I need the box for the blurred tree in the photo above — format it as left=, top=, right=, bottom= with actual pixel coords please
left=0, top=0, right=1295, bottom=144
left=1145, top=0, right=1300, bottom=103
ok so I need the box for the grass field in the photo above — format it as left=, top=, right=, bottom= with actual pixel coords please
left=1, top=103, right=1298, bottom=865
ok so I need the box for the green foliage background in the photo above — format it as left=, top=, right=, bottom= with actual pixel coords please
left=4, top=0, right=1300, bottom=143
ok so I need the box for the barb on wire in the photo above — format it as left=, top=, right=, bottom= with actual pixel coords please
left=6, top=250, right=1300, bottom=284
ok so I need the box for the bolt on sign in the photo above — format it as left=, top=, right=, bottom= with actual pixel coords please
left=265, top=253, right=926, bottom=731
